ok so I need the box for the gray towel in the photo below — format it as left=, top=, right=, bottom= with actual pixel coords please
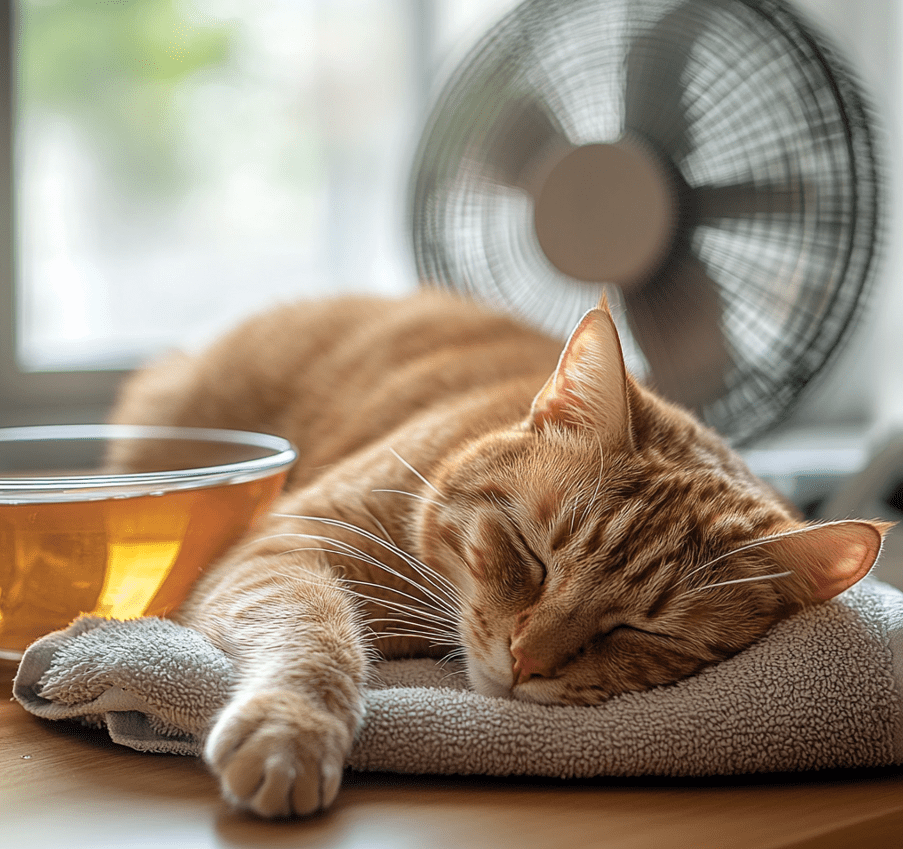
left=13, top=578, right=903, bottom=777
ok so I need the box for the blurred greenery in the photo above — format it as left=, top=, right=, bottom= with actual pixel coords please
left=19, top=0, right=235, bottom=198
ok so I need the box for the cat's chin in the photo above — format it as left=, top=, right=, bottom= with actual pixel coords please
left=465, top=662, right=515, bottom=700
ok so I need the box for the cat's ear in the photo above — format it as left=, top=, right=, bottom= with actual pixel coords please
left=769, top=520, right=892, bottom=601
left=526, top=295, right=633, bottom=446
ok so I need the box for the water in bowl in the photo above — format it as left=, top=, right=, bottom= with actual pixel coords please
left=0, top=474, right=285, bottom=659
left=0, top=425, right=294, bottom=659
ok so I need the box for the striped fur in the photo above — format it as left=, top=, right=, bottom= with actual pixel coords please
left=110, top=291, right=888, bottom=815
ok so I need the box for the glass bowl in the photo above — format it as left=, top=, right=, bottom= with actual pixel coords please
left=0, top=424, right=296, bottom=660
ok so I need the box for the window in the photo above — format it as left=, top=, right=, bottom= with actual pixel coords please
left=3, top=0, right=896, bottom=438
left=1, top=0, right=518, bottom=425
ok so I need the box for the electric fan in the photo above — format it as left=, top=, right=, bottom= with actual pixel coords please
left=409, top=0, right=882, bottom=445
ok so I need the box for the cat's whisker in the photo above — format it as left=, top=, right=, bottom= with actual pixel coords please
left=364, top=614, right=458, bottom=635
left=360, top=505, right=392, bottom=544
left=233, top=530, right=311, bottom=552
left=685, top=571, right=794, bottom=594
left=438, top=665, right=468, bottom=686
left=333, top=537, right=461, bottom=615
left=279, top=538, right=460, bottom=620
left=365, top=620, right=460, bottom=644
left=364, top=616, right=461, bottom=645
left=267, top=522, right=461, bottom=615
left=437, top=661, right=468, bottom=687
left=274, top=512, right=462, bottom=608
left=263, top=561, right=459, bottom=637
left=358, top=506, right=459, bottom=599
left=270, top=565, right=460, bottom=643
left=273, top=513, right=445, bottom=582
left=372, top=488, right=446, bottom=508
left=389, top=447, right=444, bottom=499
left=338, top=584, right=459, bottom=629
left=437, top=646, right=468, bottom=669
left=337, top=578, right=458, bottom=626
left=677, top=526, right=831, bottom=586
left=370, top=634, right=459, bottom=649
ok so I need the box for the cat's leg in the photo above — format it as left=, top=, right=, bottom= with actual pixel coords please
left=176, top=546, right=368, bottom=818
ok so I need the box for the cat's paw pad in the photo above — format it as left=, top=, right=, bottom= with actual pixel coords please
left=204, top=690, right=352, bottom=818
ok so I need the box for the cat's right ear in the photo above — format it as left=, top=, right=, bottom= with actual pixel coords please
left=769, top=519, right=893, bottom=601
left=525, top=297, right=633, bottom=447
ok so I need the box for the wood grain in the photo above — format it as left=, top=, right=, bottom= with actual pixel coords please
left=2, top=658, right=902, bottom=848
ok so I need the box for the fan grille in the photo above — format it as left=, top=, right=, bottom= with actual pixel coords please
left=410, top=0, right=881, bottom=445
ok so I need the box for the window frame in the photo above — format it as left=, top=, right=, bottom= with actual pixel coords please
left=0, top=2, right=126, bottom=426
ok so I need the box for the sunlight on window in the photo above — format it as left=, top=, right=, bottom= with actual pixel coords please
left=16, top=0, right=441, bottom=372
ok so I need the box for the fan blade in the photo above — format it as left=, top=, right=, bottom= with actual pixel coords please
left=623, top=252, right=732, bottom=410
left=482, top=93, right=571, bottom=193
left=623, top=2, right=710, bottom=163
left=690, top=180, right=806, bottom=223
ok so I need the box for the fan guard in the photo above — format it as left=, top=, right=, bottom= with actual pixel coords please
left=409, top=0, right=881, bottom=445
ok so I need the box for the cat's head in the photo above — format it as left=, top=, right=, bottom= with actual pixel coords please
left=417, top=299, right=890, bottom=705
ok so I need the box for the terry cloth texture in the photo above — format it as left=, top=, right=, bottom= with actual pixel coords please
left=13, top=579, right=903, bottom=777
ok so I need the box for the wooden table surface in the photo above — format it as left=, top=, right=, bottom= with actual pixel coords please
left=2, top=658, right=903, bottom=849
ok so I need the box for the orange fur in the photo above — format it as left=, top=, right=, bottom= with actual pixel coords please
left=110, top=290, right=889, bottom=817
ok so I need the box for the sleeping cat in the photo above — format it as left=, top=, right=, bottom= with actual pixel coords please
left=109, top=290, right=888, bottom=818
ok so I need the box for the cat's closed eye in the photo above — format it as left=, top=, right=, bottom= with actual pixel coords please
left=511, top=529, right=547, bottom=586
left=600, top=623, right=667, bottom=641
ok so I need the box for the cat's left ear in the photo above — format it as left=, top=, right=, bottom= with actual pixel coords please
left=526, top=295, right=633, bottom=446
left=769, top=519, right=893, bottom=601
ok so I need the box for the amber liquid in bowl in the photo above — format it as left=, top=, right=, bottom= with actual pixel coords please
left=0, top=472, right=286, bottom=659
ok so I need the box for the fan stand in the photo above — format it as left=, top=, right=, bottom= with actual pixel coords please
left=532, top=135, right=678, bottom=288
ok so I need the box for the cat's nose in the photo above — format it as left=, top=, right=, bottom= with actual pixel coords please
left=510, top=645, right=555, bottom=686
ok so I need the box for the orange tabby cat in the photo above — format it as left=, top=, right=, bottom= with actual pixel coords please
left=110, top=290, right=888, bottom=818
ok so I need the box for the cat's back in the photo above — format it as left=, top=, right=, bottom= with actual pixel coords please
left=110, top=290, right=562, bottom=476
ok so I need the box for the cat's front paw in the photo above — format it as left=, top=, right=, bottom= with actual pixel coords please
left=204, top=689, right=353, bottom=818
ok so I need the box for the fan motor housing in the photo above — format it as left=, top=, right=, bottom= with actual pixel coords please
left=533, top=137, right=678, bottom=289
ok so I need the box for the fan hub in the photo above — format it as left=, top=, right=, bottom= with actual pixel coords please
left=533, top=138, right=677, bottom=289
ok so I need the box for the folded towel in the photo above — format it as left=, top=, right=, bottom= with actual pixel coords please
left=14, top=578, right=903, bottom=777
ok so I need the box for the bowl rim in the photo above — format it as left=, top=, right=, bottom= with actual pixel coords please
left=0, top=424, right=297, bottom=503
